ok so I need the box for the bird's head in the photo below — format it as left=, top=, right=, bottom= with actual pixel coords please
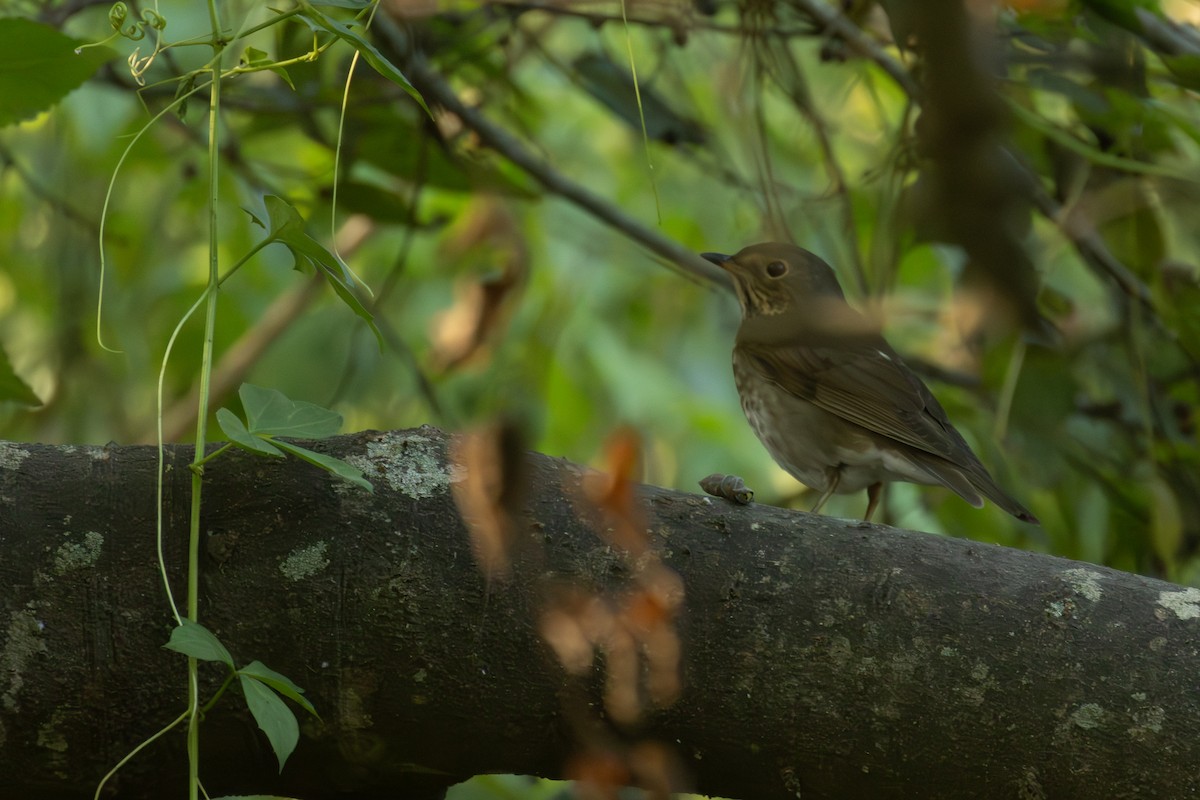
left=702, top=243, right=846, bottom=318
left=703, top=243, right=878, bottom=345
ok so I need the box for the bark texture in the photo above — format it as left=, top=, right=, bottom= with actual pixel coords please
left=0, top=429, right=1197, bottom=799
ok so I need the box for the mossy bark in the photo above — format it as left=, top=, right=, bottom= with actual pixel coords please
left=0, top=429, right=1196, bottom=799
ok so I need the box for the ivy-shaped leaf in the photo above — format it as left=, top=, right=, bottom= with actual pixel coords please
left=240, top=383, right=343, bottom=438
left=295, top=3, right=430, bottom=116
left=216, top=407, right=285, bottom=457
left=217, top=384, right=373, bottom=492
left=246, top=196, right=383, bottom=348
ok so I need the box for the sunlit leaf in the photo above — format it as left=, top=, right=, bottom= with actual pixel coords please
left=0, top=18, right=116, bottom=127
left=240, top=383, right=342, bottom=438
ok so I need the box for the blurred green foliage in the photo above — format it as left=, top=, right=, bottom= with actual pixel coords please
left=4, top=0, right=1200, bottom=796
left=1, top=1, right=1198, bottom=577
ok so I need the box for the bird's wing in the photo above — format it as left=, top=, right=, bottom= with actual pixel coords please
left=737, top=336, right=1039, bottom=523
left=737, top=339, right=976, bottom=464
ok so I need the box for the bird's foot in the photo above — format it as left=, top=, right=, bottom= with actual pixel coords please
left=700, top=473, right=754, bottom=505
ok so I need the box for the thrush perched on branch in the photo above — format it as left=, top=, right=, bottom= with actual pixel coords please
left=701, top=243, right=1038, bottom=524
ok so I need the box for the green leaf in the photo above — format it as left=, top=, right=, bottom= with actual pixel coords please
left=350, top=107, right=538, bottom=198
left=573, top=52, right=707, bottom=145
left=0, top=18, right=117, bottom=127
left=1081, top=0, right=1160, bottom=35
left=248, top=196, right=383, bottom=347
left=217, top=407, right=285, bottom=456
left=216, top=384, right=372, bottom=491
left=0, top=345, right=40, bottom=407
left=238, top=660, right=318, bottom=717
left=1148, top=475, right=1183, bottom=567
left=240, top=45, right=294, bottom=90
left=334, top=180, right=426, bottom=225
left=163, top=619, right=235, bottom=668
left=1161, top=54, right=1200, bottom=92
left=241, top=46, right=271, bottom=68
left=240, top=674, right=300, bottom=773
left=239, top=383, right=342, bottom=438
left=296, top=4, right=430, bottom=116
left=273, top=439, right=374, bottom=493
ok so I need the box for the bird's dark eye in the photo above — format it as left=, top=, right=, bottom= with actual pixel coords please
left=766, top=261, right=788, bottom=278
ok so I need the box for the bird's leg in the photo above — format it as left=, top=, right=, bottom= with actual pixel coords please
left=811, top=470, right=840, bottom=513
left=863, top=482, right=882, bottom=522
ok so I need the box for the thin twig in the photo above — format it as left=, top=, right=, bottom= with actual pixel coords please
left=789, top=0, right=919, bottom=97
left=792, top=0, right=1160, bottom=314
left=376, top=18, right=727, bottom=288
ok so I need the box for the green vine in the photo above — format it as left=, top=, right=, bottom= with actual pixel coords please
left=86, top=0, right=427, bottom=795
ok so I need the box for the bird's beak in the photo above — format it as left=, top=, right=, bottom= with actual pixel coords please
left=701, top=252, right=731, bottom=268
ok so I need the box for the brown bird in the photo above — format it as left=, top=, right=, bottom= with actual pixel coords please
left=702, top=243, right=1038, bottom=524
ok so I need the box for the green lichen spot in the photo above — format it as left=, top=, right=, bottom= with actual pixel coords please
left=2, top=610, right=47, bottom=712
left=53, top=531, right=103, bottom=575
left=1070, top=703, right=1106, bottom=730
left=1129, top=705, right=1164, bottom=737
left=1157, top=587, right=1200, bottom=620
left=1063, top=568, right=1103, bottom=602
left=37, top=711, right=69, bottom=753
left=280, top=541, right=330, bottom=581
left=346, top=429, right=460, bottom=499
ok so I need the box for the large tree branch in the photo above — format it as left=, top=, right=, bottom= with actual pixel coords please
left=0, top=430, right=1196, bottom=799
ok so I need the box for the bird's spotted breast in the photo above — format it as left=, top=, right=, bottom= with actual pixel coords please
left=732, top=352, right=929, bottom=495
left=733, top=354, right=838, bottom=492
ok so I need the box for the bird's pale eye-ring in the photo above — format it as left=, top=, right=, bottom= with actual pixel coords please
left=766, top=260, right=788, bottom=278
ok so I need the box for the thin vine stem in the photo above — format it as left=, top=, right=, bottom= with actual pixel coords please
left=155, top=286, right=211, bottom=625
left=92, top=709, right=191, bottom=800
left=184, top=6, right=226, bottom=798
